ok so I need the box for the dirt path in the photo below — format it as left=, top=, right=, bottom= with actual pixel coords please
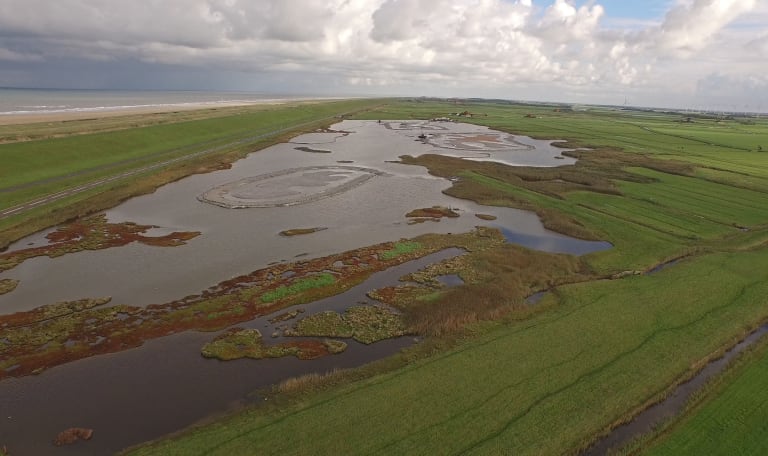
left=0, top=109, right=367, bottom=221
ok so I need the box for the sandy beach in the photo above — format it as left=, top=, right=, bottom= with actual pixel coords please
left=0, top=100, right=301, bottom=126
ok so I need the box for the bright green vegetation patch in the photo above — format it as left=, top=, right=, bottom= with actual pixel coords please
left=0, top=278, right=18, bottom=295
left=287, top=306, right=408, bottom=344
left=201, top=328, right=347, bottom=361
left=642, top=340, right=768, bottom=456
left=130, top=247, right=768, bottom=456
left=260, top=273, right=336, bottom=303
left=380, top=241, right=423, bottom=260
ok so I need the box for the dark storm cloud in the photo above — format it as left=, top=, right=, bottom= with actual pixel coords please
left=0, top=0, right=762, bottom=108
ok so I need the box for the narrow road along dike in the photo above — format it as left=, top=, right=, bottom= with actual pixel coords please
left=0, top=108, right=369, bottom=221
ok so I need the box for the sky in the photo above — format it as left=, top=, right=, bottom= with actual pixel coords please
left=0, top=0, right=766, bottom=110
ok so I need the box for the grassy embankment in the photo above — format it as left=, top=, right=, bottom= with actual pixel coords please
left=639, top=337, right=768, bottom=455
left=126, top=101, right=768, bottom=455
left=0, top=98, right=383, bottom=248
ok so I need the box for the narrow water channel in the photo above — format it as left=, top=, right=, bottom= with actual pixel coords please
left=582, top=324, right=768, bottom=455
left=0, top=249, right=460, bottom=455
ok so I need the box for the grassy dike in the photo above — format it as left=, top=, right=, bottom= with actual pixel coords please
left=128, top=250, right=768, bottom=455
left=0, top=98, right=383, bottom=248
left=121, top=101, right=768, bottom=455
left=639, top=335, right=768, bottom=455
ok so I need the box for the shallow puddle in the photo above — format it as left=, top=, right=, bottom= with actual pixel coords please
left=435, top=274, right=465, bottom=287
left=498, top=227, right=612, bottom=255
left=525, top=291, right=547, bottom=305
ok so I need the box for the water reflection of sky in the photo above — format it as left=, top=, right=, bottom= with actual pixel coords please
left=498, top=227, right=612, bottom=256
left=0, top=120, right=609, bottom=314
left=0, top=120, right=617, bottom=455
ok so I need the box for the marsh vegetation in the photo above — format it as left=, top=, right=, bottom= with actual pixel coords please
left=128, top=100, right=768, bottom=456
left=3, top=99, right=768, bottom=455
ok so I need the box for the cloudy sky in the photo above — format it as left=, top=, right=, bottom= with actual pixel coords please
left=0, top=0, right=765, bottom=110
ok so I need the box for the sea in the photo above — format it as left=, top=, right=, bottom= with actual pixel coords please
left=0, top=88, right=319, bottom=116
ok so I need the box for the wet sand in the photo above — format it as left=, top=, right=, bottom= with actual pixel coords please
left=0, top=98, right=337, bottom=126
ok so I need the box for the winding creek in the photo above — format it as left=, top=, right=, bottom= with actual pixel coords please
left=1, top=120, right=610, bottom=454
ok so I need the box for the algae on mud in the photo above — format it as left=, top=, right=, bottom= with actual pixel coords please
left=405, top=206, right=460, bottom=219
left=201, top=328, right=347, bottom=361
left=279, top=227, right=327, bottom=236
left=286, top=305, right=408, bottom=344
left=0, top=213, right=200, bottom=273
left=0, top=227, right=504, bottom=379
left=268, top=308, right=305, bottom=323
left=0, top=279, right=17, bottom=295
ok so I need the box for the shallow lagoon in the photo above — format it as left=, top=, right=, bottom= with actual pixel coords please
left=0, top=120, right=597, bottom=315
left=0, top=120, right=606, bottom=454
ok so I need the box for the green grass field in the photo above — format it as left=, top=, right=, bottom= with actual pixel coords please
left=5, top=99, right=768, bottom=454
left=118, top=100, right=768, bottom=455
left=129, top=248, right=768, bottom=455
left=641, top=339, right=768, bottom=455
left=0, top=99, right=377, bottom=196
left=0, top=99, right=382, bottom=247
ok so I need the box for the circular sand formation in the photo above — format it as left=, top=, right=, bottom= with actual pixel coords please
left=383, top=121, right=449, bottom=132
left=198, top=166, right=385, bottom=209
left=425, top=132, right=534, bottom=151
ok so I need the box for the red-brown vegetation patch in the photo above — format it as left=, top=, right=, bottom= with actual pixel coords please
left=0, top=214, right=200, bottom=272
left=53, top=428, right=93, bottom=446
left=406, top=206, right=460, bottom=220
left=0, top=229, right=501, bottom=379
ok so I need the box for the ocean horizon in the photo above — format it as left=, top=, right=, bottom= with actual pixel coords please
left=0, top=88, right=332, bottom=116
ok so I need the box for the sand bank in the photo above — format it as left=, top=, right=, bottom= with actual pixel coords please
left=0, top=98, right=339, bottom=126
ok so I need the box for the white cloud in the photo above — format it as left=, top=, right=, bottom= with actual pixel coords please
left=0, top=48, right=42, bottom=62
left=0, top=0, right=762, bottom=108
left=654, top=0, right=756, bottom=56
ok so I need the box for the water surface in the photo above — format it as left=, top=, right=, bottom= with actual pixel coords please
left=0, top=120, right=595, bottom=315
left=0, top=120, right=610, bottom=454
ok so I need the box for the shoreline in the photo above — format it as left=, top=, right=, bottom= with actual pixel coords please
left=0, top=98, right=344, bottom=126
